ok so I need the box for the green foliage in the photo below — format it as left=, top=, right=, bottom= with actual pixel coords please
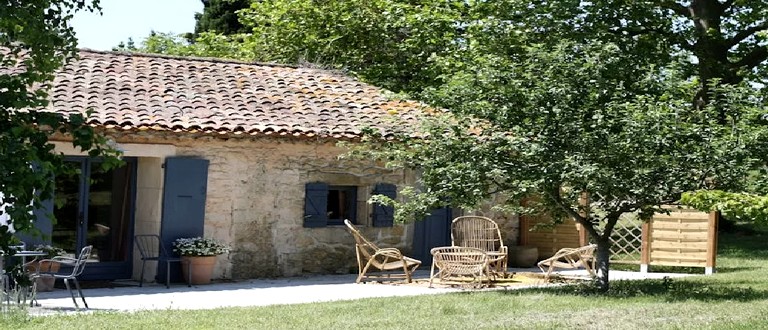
left=147, top=1, right=768, bottom=103
left=113, top=31, right=256, bottom=61
left=189, top=0, right=251, bottom=41
left=355, top=41, right=765, bottom=291
left=682, top=190, right=768, bottom=225
left=254, top=0, right=470, bottom=92
left=0, top=0, right=120, bottom=260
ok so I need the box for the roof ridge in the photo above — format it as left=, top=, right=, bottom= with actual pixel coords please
left=76, top=48, right=351, bottom=76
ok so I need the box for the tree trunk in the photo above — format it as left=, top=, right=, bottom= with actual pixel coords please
left=594, top=238, right=611, bottom=292
left=689, top=0, right=738, bottom=116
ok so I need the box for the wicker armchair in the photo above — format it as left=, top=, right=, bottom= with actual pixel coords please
left=429, top=246, right=491, bottom=288
left=537, top=244, right=597, bottom=281
left=344, top=219, right=421, bottom=283
left=451, top=216, right=508, bottom=274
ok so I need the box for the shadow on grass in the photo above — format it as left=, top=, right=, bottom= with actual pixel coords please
left=710, top=266, right=760, bottom=273
left=504, top=277, right=768, bottom=303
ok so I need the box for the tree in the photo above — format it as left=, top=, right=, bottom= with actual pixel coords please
left=357, top=42, right=764, bottom=291
left=0, top=1, right=119, bottom=259
left=187, top=0, right=252, bottom=42
left=179, top=0, right=768, bottom=106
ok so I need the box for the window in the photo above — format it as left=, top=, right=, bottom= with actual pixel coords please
left=326, top=186, right=357, bottom=225
left=303, top=182, right=396, bottom=228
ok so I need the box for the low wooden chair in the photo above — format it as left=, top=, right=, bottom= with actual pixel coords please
left=343, top=219, right=421, bottom=283
left=537, top=244, right=597, bottom=281
left=451, top=216, right=509, bottom=274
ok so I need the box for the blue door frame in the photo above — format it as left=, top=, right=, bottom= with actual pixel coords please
left=32, top=157, right=137, bottom=281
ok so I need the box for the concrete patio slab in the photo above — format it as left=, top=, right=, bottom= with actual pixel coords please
left=28, top=268, right=696, bottom=315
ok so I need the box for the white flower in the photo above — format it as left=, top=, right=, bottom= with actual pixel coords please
left=172, top=237, right=230, bottom=256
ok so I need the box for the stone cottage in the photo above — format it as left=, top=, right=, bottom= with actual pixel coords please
left=34, top=49, right=518, bottom=283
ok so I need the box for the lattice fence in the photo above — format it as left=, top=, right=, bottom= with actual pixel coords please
left=599, top=212, right=644, bottom=264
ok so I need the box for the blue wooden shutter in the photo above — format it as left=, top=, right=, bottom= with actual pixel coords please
left=159, top=157, right=209, bottom=282
left=18, top=162, right=54, bottom=246
left=304, top=182, right=328, bottom=228
left=372, top=183, right=396, bottom=227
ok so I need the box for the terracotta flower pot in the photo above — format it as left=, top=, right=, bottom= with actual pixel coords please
left=25, top=260, right=61, bottom=273
left=180, top=256, right=217, bottom=285
left=26, top=261, right=61, bottom=292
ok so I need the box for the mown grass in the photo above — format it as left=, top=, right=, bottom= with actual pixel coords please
left=3, top=226, right=768, bottom=329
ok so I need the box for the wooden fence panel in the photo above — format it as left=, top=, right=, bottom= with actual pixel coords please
left=520, top=213, right=582, bottom=259
left=644, top=208, right=718, bottom=274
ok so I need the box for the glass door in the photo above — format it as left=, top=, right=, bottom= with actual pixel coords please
left=52, top=157, right=136, bottom=280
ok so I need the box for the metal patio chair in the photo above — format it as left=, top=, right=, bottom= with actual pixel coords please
left=30, top=245, right=93, bottom=309
left=135, top=234, right=191, bottom=288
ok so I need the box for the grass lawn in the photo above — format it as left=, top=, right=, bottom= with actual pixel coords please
left=3, top=226, right=767, bottom=329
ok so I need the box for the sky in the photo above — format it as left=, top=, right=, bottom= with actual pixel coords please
left=71, top=0, right=204, bottom=50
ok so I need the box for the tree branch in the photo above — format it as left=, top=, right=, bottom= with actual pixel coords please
left=733, top=47, right=768, bottom=71
left=608, top=26, right=694, bottom=51
left=544, top=185, right=600, bottom=239
left=658, top=1, right=690, bottom=17
left=727, top=22, right=768, bottom=48
left=719, top=0, right=736, bottom=14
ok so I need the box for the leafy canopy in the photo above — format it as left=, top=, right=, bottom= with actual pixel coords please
left=0, top=0, right=120, bottom=253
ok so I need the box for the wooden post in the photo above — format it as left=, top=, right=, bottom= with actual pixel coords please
left=640, top=220, right=652, bottom=273
left=519, top=215, right=529, bottom=246
left=705, top=211, right=719, bottom=275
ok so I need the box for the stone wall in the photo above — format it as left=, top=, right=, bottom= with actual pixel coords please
left=115, top=134, right=416, bottom=280
left=54, top=133, right=520, bottom=281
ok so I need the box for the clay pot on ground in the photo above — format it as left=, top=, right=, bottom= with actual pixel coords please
left=25, top=261, right=61, bottom=292
left=180, top=256, right=217, bottom=285
left=508, top=246, right=539, bottom=268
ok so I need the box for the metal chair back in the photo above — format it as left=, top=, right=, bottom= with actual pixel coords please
left=135, top=234, right=168, bottom=261
left=134, top=234, right=190, bottom=288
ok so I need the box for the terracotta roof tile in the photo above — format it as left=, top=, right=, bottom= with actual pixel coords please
left=42, top=49, right=428, bottom=139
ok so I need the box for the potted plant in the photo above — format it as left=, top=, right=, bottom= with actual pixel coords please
left=26, top=244, right=66, bottom=291
left=173, top=237, right=230, bottom=285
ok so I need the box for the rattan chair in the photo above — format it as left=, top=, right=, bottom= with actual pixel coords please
left=429, top=246, right=491, bottom=288
left=451, top=216, right=508, bottom=274
left=537, top=244, right=597, bottom=281
left=343, top=219, right=421, bottom=283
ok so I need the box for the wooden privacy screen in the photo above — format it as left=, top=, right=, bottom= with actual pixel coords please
left=520, top=207, right=718, bottom=274
left=519, top=213, right=585, bottom=259
left=642, top=208, right=718, bottom=275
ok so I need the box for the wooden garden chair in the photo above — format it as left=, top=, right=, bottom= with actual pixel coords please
left=429, top=246, right=491, bottom=288
left=537, top=244, right=597, bottom=281
left=343, top=219, right=421, bottom=283
left=451, top=216, right=509, bottom=275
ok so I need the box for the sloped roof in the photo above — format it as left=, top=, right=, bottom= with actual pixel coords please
left=46, top=49, right=427, bottom=139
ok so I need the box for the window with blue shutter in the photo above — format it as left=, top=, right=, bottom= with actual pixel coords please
left=327, top=185, right=357, bottom=225
left=304, top=183, right=358, bottom=227
left=304, top=182, right=329, bottom=228
left=372, top=183, right=396, bottom=227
